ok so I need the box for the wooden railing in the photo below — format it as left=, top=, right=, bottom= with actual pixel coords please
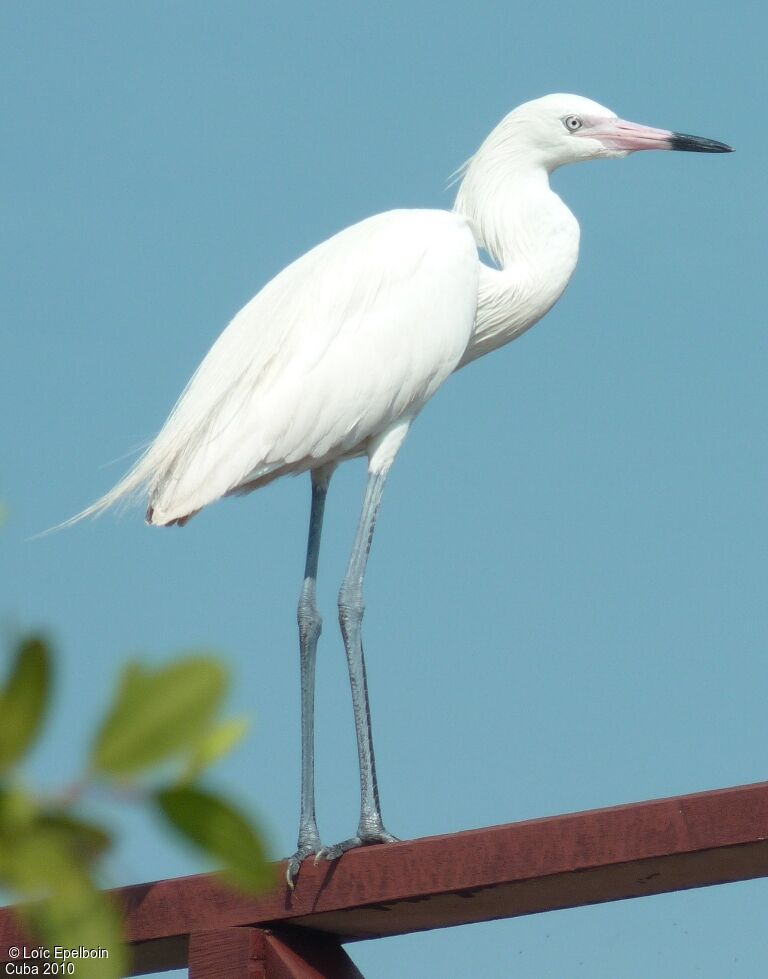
left=2, top=781, right=768, bottom=977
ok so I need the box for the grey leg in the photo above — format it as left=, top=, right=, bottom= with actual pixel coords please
left=287, top=465, right=333, bottom=886
left=317, top=469, right=398, bottom=862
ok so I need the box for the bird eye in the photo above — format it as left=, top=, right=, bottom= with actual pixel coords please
left=564, top=115, right=583, bottom=132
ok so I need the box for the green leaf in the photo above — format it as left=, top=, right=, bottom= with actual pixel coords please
left=0, top=635, right=51, bottom=770
left=37, top=812, right=112, bottom=864
left=9, top=828, right=125, bottom=979
left=31, top=887, right=126, bottom=979
left=0, top=787, right=38, bottom=880
left=185, top=715, right=250, bottom=780
left=0, top=784, right=37, bottom=836
left=0, top=820, right=77, bottom=898
left=155, top=785, right=272, bottom=892
left=92, top=656, right=227, bottom=776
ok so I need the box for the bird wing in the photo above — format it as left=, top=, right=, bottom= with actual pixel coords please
left=84, top=209, right=479, bottom=526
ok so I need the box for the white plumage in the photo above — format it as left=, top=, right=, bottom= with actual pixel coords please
left=69, top=94, right=731, bottom=880
left=73, top=93, right=730, bottom=530
left=82, top=209, right=477, bottom=526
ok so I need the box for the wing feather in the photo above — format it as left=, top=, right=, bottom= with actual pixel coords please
left=76, top=209, right=479, bottom=526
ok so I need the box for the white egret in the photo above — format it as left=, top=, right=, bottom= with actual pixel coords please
left=72, top=94, right=731, bottom=883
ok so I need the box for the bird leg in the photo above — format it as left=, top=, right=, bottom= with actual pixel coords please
left=286, top=465, right=333, bottom=886
left=316, top=469, right=398, bottom=863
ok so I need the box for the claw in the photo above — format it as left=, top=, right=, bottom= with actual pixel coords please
left=313, top=829, right=400, bottom=866
left=286, top=841, right=324, bottom=887
left=286, top=860, right=300, bottom=888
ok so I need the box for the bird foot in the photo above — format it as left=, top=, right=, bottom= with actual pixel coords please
left=286, top=841, right=325, bottom=888
left=314, top=828, right=400, bottom=864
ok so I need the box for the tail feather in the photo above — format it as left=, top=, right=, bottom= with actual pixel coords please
left=43, top=449, right=158, bottom=536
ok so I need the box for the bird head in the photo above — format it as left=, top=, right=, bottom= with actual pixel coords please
left=495, top=94, right=733, bottom=171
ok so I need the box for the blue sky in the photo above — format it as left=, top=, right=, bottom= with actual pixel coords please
left=3, top=2, right=766, bottom=976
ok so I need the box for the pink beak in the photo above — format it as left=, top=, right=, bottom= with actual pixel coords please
left=583, top=118, right=732, bottom=154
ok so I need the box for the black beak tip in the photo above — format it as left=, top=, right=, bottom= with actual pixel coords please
left=670, top=132, right=734, bottom=153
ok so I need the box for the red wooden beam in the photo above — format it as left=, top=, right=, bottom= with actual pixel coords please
left=187, top=927, right=363, bottom=979
left=2, top=781, right=768, bottom=976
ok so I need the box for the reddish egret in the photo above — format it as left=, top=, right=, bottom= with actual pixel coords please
left=73, top=94, right=731, bottom=883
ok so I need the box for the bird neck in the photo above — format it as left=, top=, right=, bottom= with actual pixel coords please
left=452, top=156, right=581, bottom=368
left=454, top=159, right=575, bottom=271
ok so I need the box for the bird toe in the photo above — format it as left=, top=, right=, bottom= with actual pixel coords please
left=286, top=842, right=324, bottom=887
left=314, top=829, right=400, bottom=865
